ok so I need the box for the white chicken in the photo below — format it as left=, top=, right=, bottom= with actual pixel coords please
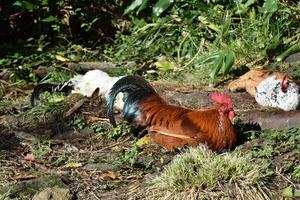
left=31, top=69, right=124, bottom=110
left=255, top=75, right=300, bottom=111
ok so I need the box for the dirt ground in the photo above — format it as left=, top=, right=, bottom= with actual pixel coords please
left=0, top=81, right=300, bottom=199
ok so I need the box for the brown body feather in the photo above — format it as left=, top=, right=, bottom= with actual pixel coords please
left=135, top=94, right=236, bottom=151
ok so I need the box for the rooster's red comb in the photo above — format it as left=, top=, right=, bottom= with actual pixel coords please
left=208, top=92, right=233, bottom=108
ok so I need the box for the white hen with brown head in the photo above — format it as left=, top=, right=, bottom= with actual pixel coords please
left=70, top=70, right=124, bottom=110
left=255, top=75, right=300, bottom=111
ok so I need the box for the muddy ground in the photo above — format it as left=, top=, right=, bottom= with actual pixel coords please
left=0, top=81, right=299, bottom=199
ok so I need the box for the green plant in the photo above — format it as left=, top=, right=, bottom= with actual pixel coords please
left=276, top=44, right=300, bottom=62
left=114, top=146, right=140, bottom=166
left=3, top=0, right=122, bottom=48
left=1, top=0, right=126, bottom=83
left=292, top=164, right=300, bottom=182
left=107, top=123, right=131, bottom=139
left=41, top=69, right=74, bottom=83
left=282, top=186, right=300, bottom=199
left=142, top=146, right=271, bottom=199
left=205, top=49, right=235, bottom=87
left=23, top=94, right=71, bottom=125
left=0, top=100, right=13, bottom=113
left=51, top=156, right=67, bottom=167
left=90, top=123, right=105, bottom=134
left=72, top=116, right=86, bottom=129
left=32, top=140, right=52, bottom=160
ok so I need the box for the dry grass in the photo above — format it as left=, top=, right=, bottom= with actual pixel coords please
left=142, top=146, right=273, bottom=200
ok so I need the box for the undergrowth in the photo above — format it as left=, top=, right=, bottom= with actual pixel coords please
left=106, top=0, right=300, bottom=86
left=142, top=146, right=272, bottom=200
left=16, top=93, right=74, bottom=128
left=1, top=1, right=299, bottom=87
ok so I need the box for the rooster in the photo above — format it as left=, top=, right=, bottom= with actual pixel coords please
left=31, top=69, right=124, bottom=110
left=255, top=75, right=300, bottom=111
left=107, top=76, right=237, bottom=151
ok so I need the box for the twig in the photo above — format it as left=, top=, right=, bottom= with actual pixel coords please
left=275, top=167, right=296, bottom=188
left=64, top=99, right=86, bottom=117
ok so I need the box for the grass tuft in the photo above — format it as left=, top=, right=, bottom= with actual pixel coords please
left=142, top=146, right=272, bottom=200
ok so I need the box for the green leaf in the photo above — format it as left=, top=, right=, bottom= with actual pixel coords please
left=13, top=1, right=37, bottom=11
left=245, top=0, right=257, bottom=7
left=199, top=53, right=219, bottom=65
left=208, top=23, right=220, bottom=32
left=153, top=0, right=174, bottom=17
left=282, top=186, right=293, bottom=197
left=198, top=16, right=208, bottom=24
left=137, top=0, right=149, bottom=14
left=155, top=60, right=176, bottom=71
left=276, top=44, right=300, bottom=62
left=221, top=50, right=234, bottom=75
left=209, top=53, right=224, bottom=85
left=235, top=4, right=248, bottom=15
left=41, top=16, right=57, bottom=22
left=220, top=19, right=231, bottom=36
left=259, top=0, right=278, bottom=14
left=124, top=0, right=145, bottom=15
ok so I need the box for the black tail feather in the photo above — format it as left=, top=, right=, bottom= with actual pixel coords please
left=123, top=89, right=152, bottom=123
left=106, top=76, right=156, bottom=127
left=31, top=82, right=73, bottom=107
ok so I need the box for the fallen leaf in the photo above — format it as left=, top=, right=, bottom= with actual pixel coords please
left=24, top=153, right=36, bottom=161
left=127, top=182, right=141, bottom=194
left=135, top=135, right=151, bottom=147
left=63, top=162, right=82, bottom=169
left=126, top=175, right=143, bottom=180
left=55, top=55, right=69, bottom=62
left=11, top=173, right=37, bottom=181
left=111, top=145, right=123, bottom=152
left=75, top=170, right=90, bottom=179
left=98, top=171, right=118, bottom=180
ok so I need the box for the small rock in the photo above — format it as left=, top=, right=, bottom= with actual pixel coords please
left=32, top=186, right=71, bottom=200
left=82, top=163, right=116, bottom=171
left=33, top=66, right=54, bottom=79
left=239, top=110, right=300, bottom=130
left=0, top=69, right=11, bottom=81
left=285, top=52, right=300, bottom=63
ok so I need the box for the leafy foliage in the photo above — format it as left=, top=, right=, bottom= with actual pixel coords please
left=2, top=0, right=299, bottom=85
left=0, top=0, right=126, bottom=82
left=1, top=0, right=123, bottom=51
left=107, top=0, right=300, bottom=86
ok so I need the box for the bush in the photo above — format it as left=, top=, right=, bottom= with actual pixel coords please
left=0, top=0, right=124, bottom=56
